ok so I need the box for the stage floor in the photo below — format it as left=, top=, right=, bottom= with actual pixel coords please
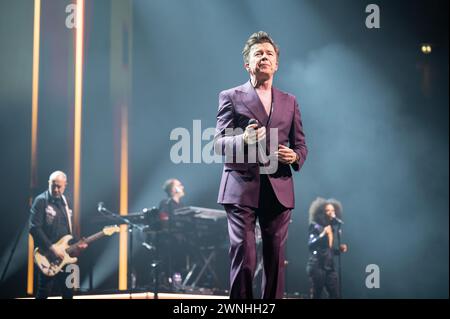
left=76, top=292, right=228, bottom=299
left=19, top=289, right=229, bottom=299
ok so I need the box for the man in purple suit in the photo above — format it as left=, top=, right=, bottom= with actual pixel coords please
left=214, top=31, right=308, bottom=299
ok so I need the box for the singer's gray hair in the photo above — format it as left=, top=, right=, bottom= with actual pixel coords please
left=308, top=197, right=343, bottom=225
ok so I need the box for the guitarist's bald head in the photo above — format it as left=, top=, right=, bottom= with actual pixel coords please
left=48, top=171, right=67, bottom=198
left=49, top=170, right=67, bottom=182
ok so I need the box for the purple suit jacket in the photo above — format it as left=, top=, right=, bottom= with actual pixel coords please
left=214, top=81, right=308, bottom=209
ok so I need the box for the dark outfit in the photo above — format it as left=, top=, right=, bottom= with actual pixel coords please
left=215, top=81, right=308, bottom=299
left=306, top=222, right=341, bottom=299
left=158, top=198, right=184, bottom=229
left=29, top=190, right=75, bottom=299
left=156, top=198, right=187, bottom=287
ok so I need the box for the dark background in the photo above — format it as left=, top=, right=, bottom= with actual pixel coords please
left=0, top=0, right=448, bottom=298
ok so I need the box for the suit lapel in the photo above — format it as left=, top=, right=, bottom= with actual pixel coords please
left=61, top=195, right=72, bottom=234
left=238, top=81, right=269, bottom=126
left=267, top=87, right=287, bottom=128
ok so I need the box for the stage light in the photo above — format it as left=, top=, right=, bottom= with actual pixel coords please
left=28, top=0, right=41, bottom=295
left=421, top=44, right=432, bottom=54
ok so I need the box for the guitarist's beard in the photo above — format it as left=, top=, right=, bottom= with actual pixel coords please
left=50, top=192, right=62, bottom=199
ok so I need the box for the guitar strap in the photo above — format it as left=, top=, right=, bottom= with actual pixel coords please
left=61, top=194, right=73, bottom=234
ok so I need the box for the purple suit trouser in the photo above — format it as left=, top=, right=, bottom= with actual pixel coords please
left=224, top=174, right=291, bottom=299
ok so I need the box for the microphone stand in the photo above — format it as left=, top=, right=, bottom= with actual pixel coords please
left=331, top=216, right=344, bottom=299
left=98, top=204, right=148, bottom=296
left=336, top=223, right=343, bottom=298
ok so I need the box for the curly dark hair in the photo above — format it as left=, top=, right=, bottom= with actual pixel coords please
left=308, top=197, right=343, bottom=226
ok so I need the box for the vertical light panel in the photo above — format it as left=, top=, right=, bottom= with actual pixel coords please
left=119, top=106, right=128, bottom=290
left=73, top=0, right=85, bottom=238
left=111, top=0, right=132, bottom=291
left=27, top=0, right=41, bottom=295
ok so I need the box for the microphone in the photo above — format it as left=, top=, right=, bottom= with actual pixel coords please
left=247, top=119, right=270, bottom=165
left=97, top=202, right=105, bottom=213
left=248, top=118, right=259, bottom=127
left=142, top=242, right=155, bottom=251
left=331, top=215, right=344, bottom=225
left=142, top=207, right=158, bottom=213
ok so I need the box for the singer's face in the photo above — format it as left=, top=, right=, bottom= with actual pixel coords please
left=324, top=204, right=335, bottom=220
left=245, top=42, right=278, bottom=80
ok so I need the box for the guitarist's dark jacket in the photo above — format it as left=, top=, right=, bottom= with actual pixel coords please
left=29, top=190, right=73, bottom=252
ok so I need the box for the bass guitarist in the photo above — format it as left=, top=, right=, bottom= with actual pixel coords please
left=29, top=171, right=88, bottom=299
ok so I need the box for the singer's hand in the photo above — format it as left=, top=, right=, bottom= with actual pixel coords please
left=275, top=144, right=298, bottom=164
left=339, top=244, right=348, bottom=253
left=243, top=124, right=266, bottom=145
